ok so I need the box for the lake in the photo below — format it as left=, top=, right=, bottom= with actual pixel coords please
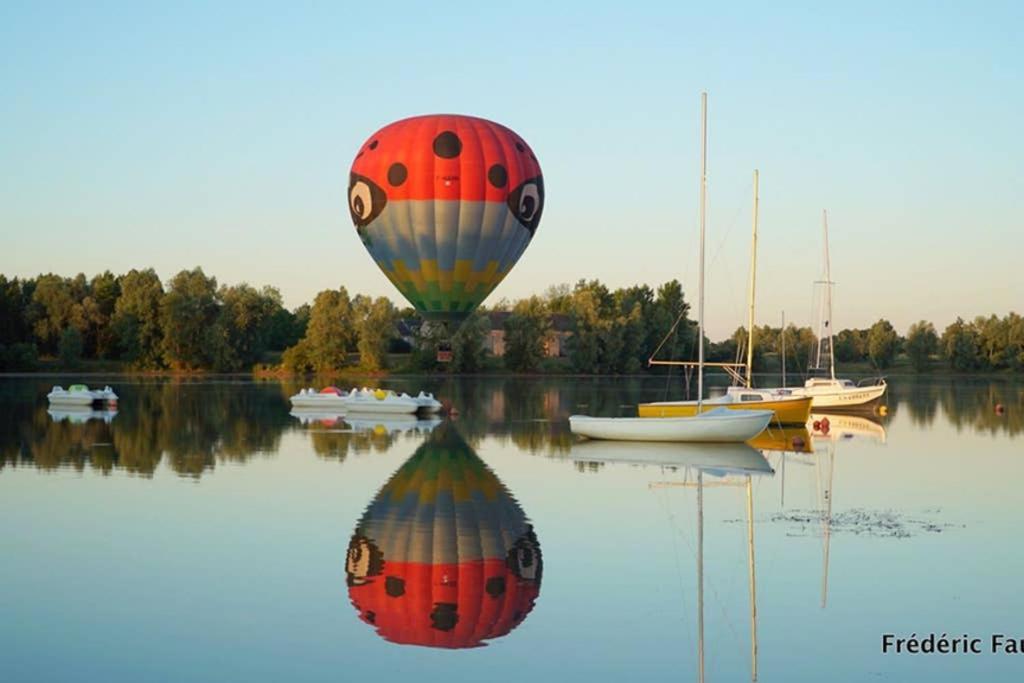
left=1, top=376, right=1022, bottom=682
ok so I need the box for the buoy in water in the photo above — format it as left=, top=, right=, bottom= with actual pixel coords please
left=995, top=404, right=1006, bottom=416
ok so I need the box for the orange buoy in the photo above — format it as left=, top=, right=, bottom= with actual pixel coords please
left=995, top=404, right=1006, bottom=416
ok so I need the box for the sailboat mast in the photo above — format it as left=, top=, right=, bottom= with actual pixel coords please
left=745, top=170, right=759, bottom=388
left=823, top=210, right=836, bottom=380
left=697, top=92, right=708, bottom=408
left=780, top=310, right=787, bottom=388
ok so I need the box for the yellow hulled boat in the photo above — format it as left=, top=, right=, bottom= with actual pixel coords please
left=638, top=392, right=812, bottom=425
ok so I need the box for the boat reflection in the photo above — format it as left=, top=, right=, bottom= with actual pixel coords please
left=345, top=423, right=542, bottom=648
left=48, top=407, right=118, bottom=424
left=571, top=441, right=771, bottom=682
left=807, top=411, right=887, bottom=443
left=289, top=410, right=441, bottom=434
left=571, top=440, right=773, bottom=475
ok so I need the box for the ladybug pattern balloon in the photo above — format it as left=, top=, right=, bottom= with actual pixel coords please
left=345, top=424, right=542, bottom=648
left=348, top=114, right=544, bottom=324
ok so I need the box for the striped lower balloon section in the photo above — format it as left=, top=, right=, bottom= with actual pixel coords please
left=358, top=200, right=532, bottom=322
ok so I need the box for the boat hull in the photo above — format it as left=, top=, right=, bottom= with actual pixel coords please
left=637, top=396, right=811, bottom=425
left=290, top=395, right=348, bottom=410
left=569, top=408, right=772, bottom=443
left=792, top=382, right=886, bottom=409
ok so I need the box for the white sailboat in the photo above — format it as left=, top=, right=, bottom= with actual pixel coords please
left=570, top=93, right=772, bottom=443
left=788, top=211, right=887, bottom=408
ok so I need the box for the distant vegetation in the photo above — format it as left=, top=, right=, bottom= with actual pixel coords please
left=1, top=270, right=1022, bottom=375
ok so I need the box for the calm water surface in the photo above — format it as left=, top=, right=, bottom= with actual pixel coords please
left=1, top=376, right=1022, bottom=682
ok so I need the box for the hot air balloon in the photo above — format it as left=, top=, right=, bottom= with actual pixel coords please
left=347, top=114, right=544, bottom=341
left=345, top=424, right=542, bottom=648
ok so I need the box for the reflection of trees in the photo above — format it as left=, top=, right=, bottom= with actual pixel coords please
left=6, top=377, right=1021, bottom=479
left=0, top=380, right=291, bottom=477
left=306, top=426, right=398, bottom=462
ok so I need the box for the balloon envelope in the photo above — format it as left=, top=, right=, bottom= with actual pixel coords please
left=347, top=114, right=544, bottom=325
left=346, top=423, right=542, bottom=648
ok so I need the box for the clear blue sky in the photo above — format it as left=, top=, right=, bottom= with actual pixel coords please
left=1, top=1, right=1020, bottom=339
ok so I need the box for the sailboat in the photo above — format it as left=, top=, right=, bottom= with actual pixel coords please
left=786, top=211, right=887, bottom=408
left=569, top=93, right=772, bottom=443
left=640, top=170, right=812, bottom=425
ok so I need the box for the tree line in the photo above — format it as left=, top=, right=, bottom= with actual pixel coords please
left=2, top=269, right=1022, bottom=374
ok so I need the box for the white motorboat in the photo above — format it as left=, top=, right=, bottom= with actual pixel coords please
left=569, top=94, right=771, bottom=443
left=570, top=407, right=773, bottom=443
left=343, top=387, right=421, bottom=415
left=289, top=386, right=349, bottom=410
left=570, top=440, right=773, bottom=475
left=47, top=384, right=117, bottom=407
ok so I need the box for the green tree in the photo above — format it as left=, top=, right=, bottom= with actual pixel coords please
left=504, top=296, right=549, bottom=372
left=354, top=296, right=398, bottom=371
left=297, top=287, right=356, bottom=372
left=450, top=311, right=490, bottom=373
left=112, top=268, right=165, bottom=368
left=218, top=284, right=283, bottom=368
left=0, top=276, right=32, bottom=345
left=833, top=328, right=867, bottom=362
left=82, top=271, right=121, bottom=358
left=941, top=317, right=980, bottom=371
left=905, top=320, right=939, bottom=372
left=160, top=267, right=223, bottom=370
left=867, top=319, right=899, bottom=369
left=58, top=326, right=83, bottom=369
left=974, top=314, right=1006, bottom=369
left=31, top=274, right=76, bottom=353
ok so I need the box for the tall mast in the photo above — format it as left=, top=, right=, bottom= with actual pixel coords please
left=745, top=170, right=759, bottom=388
left=823, top=210, right=835, bottom=380
left=697, top=92, right=707, bottom=409
left=780, top=310, right=786, bottom=388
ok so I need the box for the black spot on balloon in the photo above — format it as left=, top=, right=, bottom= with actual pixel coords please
left=368, top=139, right=379, bottom=150
left=387, top=162, right=408, bottom=186
left=430, top=603, right=459, bottom=631
left=433, top=131, right=462, bottom=158
left=485, top=576, right=506, bottom=597
left=487, top=164, right=508, bottom=188
left=385, top=576, right=405, bottom=597
left=515, top=142, right=525, bottom=152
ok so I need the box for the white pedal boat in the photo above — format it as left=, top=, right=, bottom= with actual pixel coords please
left=412, top=391, right=443, bottom=413
left=569, top=407, right=773, bottom=443
left=47, top=384, right=118, bottom=407
left=289, top=386, right=349, bottom=410
left=343, top=387, right=421, bottom=415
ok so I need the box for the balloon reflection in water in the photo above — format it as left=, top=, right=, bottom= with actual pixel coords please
left=345, top=423, right=542, bottom=648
